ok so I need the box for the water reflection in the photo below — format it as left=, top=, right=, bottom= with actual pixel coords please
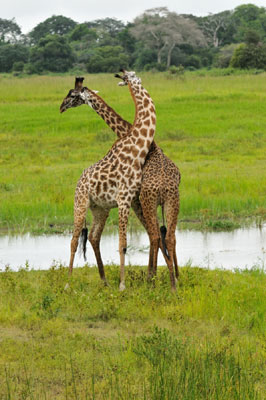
left=0, top=225, right=265, bottom=271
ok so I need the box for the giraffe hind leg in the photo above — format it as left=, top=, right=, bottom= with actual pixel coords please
left=69, top=205, right=88, bottom=275
left=163, top=196, right=180, bottom=291
left=88, top=205, right=110, bottom=284
left=139, top=194, right=160, bottom=282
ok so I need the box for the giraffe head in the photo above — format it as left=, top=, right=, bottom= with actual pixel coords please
left=60, top=77, right=98, bottom=113
left=115, top=70, right=141, bottom=87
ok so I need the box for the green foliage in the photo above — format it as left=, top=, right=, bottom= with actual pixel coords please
left=29, top=15, right=77, bottom=44
left=230, top=41, right=266, bottom=70
left=0, top=44, right=29, bottom=72
left=12, top=61, right=24, bottom=72
left=1, top=6, right=266, bottom=74
left=86, top=45, right=129, bottom=73
left=245, top=29, right=261, bottom=45
left=68, top=23, right=92, bottom=42
left=87, top=17, right=125, bottom=39
left=215, top=44, right=238, bottom=68
left=168, top=65, right=185, bottom=75
left=0, top=17, right=21, bottom=43
left=0, top=266, right=265, bottom=398
left=185, top=54, right=201, bottom=69
left=231, top=4, right=266, bottom=42
left=30, top=34, right=75, bottom=73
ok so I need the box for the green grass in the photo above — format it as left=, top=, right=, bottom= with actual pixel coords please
left=0, top=71, right=266, bottom=233
left=0, top=264, right=265, bottom=399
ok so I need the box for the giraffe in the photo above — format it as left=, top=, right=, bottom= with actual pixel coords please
left=60, top=71, right=157, bottom=291
left=60, top=76, right=181, bottom=291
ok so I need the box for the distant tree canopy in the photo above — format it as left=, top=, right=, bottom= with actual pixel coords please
left=29, top=15, right=77, bottom=44
left=131, top=7, right=206, bottom=68
left=230, top=30, right=266, bottom=69
left=1, top=4, right=266, bottom=74
left=0, top=18, right=21, bottom=43
left=0, top=43, right=29, bottom=72
left=30, top=34, right=74, bottom=72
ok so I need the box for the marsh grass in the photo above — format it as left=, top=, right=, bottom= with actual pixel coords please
left=0, top=264, right=265, bottom=399
left=0, top=71, right=266, bottom=233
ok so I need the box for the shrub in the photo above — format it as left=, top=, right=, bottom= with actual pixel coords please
left=215, top=44, right=239, bottom=68
left=230, top=42, right=266, bottom=70
left=12, top=61, right=24, bottom=72
left=168, top=65, right=185, bottom=76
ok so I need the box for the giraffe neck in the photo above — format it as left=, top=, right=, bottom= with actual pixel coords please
left=86, top=91, right=131, bottom=139
left=128, top=81, right=156, bottom=149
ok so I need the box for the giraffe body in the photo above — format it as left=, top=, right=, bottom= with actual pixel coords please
left=60, top=75, right=180, bottom=291
left=63, top=72, right=156, bottom=290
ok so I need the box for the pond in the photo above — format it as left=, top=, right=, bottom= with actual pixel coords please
left=0, top=225, right=265, bottom=272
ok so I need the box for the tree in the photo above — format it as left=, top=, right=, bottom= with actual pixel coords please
left=163, top=11, right=206, bottom=68
left=131, top=8, right=169, bottom=65
left=68, top=23, right=95, bottom=42
left=215, top=44, right=238, bottom=68
left=199, top=11, right=232, bottom=47
left=130, top=7, right=206, bottom=68
left=231, top=4, right=266, bottom=42
left=87, top=18, right=125, bottom=38
left=29, top=15, right=77, bottom=44
left=230, top=38, right=266, bottom=70
left=86, top=45, right=129, bottom=73
left=30, top=34, right=74, bottom=72
left=0, top=18, right=21, bottom=43
left=0, top=44, right=29, bottom=72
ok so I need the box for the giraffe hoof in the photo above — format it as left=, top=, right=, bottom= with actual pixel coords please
left=119, top=282, right=126, bottom=291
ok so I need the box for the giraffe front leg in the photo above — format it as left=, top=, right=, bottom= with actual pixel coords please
left=118, top=203, right=130, bottom=291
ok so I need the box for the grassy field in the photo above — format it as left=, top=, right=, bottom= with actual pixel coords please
left=0, top=71, right=266, bottom=233
left=0, top=265, right=265, bottom=399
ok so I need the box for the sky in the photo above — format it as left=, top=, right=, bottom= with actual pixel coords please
left=1, top=0, right=266, bottom=34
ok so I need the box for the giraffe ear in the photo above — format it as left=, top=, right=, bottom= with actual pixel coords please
left=92, top=90, right=99, bottom=94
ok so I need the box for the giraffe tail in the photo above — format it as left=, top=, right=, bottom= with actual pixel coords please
left=160, top=200, right=170, bottom=260
left=79, top=227, right=88, bottom=261
left=160, top=225, right=170, bottom=260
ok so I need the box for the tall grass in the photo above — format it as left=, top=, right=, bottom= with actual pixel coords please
left=0, top=264, right=265, bottom=398
left=0, top=72, right=265, bottom=233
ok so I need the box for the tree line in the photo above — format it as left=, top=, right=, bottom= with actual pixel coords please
left=1, top=3, right=266, bottom=74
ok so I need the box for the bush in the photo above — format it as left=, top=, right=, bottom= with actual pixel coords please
left=12, top=61, right=24, bottom=72
left=23, top=63, right=38, bottom=74
left=168, top=65, right=185, bottom=76
left=144, top=62, right=166, bottom=72
left=185, top=55, right=201, bottom=69
left=215, top=44, right=239, bottom=68
left=230, top=42, right=266, bottom=70
left=0, top=44, right=29, bottom=72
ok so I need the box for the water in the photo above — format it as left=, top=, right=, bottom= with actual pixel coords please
left=0, top=225, right=265, bottom=272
